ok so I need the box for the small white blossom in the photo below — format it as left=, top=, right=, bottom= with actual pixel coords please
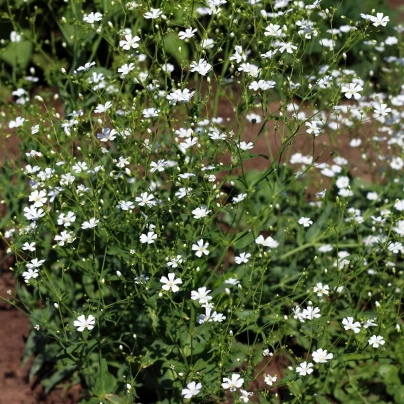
left=264, top=374, right=277, bottom=386
left=181, top=381, right=201, bottom=399
left=222, top=373, right=244, bottom=391
left=160, top=273, right=182, bottom=292
left=368, top=335, right=385, bottom=348
left=298, top=217, right=313, bottom=227
left=192, top=239, right=210, bottom=257
left=296, top=361, right=313, bottom=376
left=191, top=287, right=212, bottom=304
left=234, top=252, right=251, bottom=264
left=74, top=314, right=96, bottom=332
left=312, top=348, right=333, bottom=363
left=140, top=231, right=157, bottom=244
left=83, top=12, right=103, bottom=24
left=192, top=206, right=211, bottom=219
left=342, top=317, right=361, bottom=333
left=81, top=218, right=99, bottom=229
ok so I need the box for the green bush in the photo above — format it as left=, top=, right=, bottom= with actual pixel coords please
left=1, top=0, right=403, bottom=403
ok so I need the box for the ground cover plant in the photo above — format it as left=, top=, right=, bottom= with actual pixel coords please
left=0, top=0, right=403, bottom=402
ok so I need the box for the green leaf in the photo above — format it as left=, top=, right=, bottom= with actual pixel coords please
left=92, top=357, right=116, bottom=396
left=0, top=40, right=33, bottom=68
left=141, top=340, right=174, bottom=368
left=233, top=231, right=255, bottom=249
left=315, top=396, right=331, bottom=404
left=105, top=394, right=124, bottom=404
left=43, top=365, right=77, bottom=394
left=22, top=330, right=36, bottom=367
left=163, top=33, right=189, bottom=65
left=342, top=353, right=371, bottom=362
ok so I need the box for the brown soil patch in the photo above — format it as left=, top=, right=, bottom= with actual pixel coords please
left=0, top=268, right=81, bottom=404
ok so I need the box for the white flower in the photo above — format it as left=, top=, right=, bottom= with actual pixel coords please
left=94, top=101, right=112, bottom=114
left=9, top=116, right=25, bottom=128
left=305, top=121, right=322, bottom=136
left=234, top=252, right=251, bottom=264
left=117, top=63, right=135, bottom=76
left=363, top=318, right=377, bottom=329
left=369, top=13, right=389, bottom=27
left=238, top=63, right=260, bottom=77
left=312, top=348, right=333, bottom=363
left=192, top=239, right=209, bottom=257
left=225, top=278, right=240, bottom=285
left=368, top=335, right=385, bottom=348
left=29, top=190, right=47, bottom=207
left=394, top=199, right=404, bottom=211
left=240, top=389, right=253, bottom=403
left=233, top=193, right=247, bottom=203
left=72, top=162, right=89, bottom=173
left=83, top=12, right=103, bottom=24
left=136, top=192, right=156, bottom=207
left=385, top=36, right=398, bottom=45
left=150, top=160, right=167, bottom=173
left=140, top=231, right=157, bottom=244
left=22, top=242, right=36, bottom=252
left=302, top=306, right=321, bottom=320
left=191, top=287, right=212, bottom=304
left=55, top=230, right=76, bottom=246
left=77, top=62, right=96, bottom=72
left=390, top=157, right=403, bottom=170
left=10, top=31, right=22, bottom=42
left=342, top=317, right=361, bottom=333
left=341, top=83, right=363, bottom=100
left=239, top=141, right=254, bottom=151
left=74, top=314, right=96, bottom=332
left=181, top=381, right=202, bottom=399
left=201, top=38, right=214, bottom=49
left=22, top=268, right=39, bottom=283
left=192, top=206, right=211, bottom=219
left=81, top=218, right=99, bottom=229
left=143, top=108, right=160, bottom=118
left=264, top=374, right=277, bottom=386
left=246, top=113, right=261, bottom=123
left=222, top=373, right=244, bottom=391
left=190, top=59, right=212, bottom=76
left=313, top=282, right=329, bottom=296
left=119, top=34, right=140, bottom=50
left=24, top=206, right=45, bottom=221
left=249, top=80, right=276, bottom=91
left=58, top=211, right=76, bottom=227
left=134, top=274, right=149, bottom=284
left=336, top=176, right=350, bottom=189
left=97, top=128, right=117, bottom=142
left=167, top=255, right=183, bottom=268
left=373, top=103, right=391, bottom=119
left=26, top=258, right=45, bottom=269
left=298, top=217, right=313, bottom=227
left=179, top=27, right=197, bottom=40
left=255, top=235, right=279, bottom=248
left=144, top=8, right=162, bottom=19
left=166, top=88, right=195, bottom=104
left=279, top=42, right=297, bottom=54
left=296, top=361, right=313, bottom=376
left=388, top=241, right=403, bottom=254
left=160, top=273, right=182, bottom=292
left=264, top=23, right=283, bottom=37
left=117, top=200, right=134, bottom=211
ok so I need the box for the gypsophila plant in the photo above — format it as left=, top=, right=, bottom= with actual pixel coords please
left=1, top=0, right=403, bottom=403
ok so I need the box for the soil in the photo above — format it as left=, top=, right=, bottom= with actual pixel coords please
left=0, top=1, right=402, bottom=403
